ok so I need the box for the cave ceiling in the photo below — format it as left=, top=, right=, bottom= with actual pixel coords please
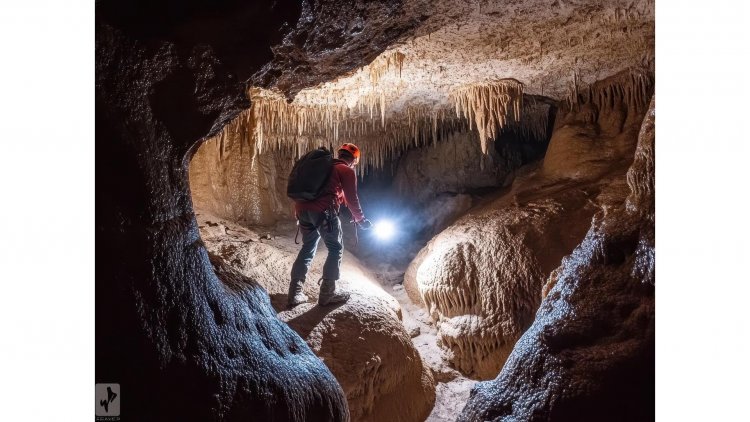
left=203, top=0, right=656, bottom=171
left=254, top=0, right=654, bottom=116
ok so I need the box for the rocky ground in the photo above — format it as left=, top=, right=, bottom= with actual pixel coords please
left=357, top=236, right=478, bottom=422
left=385, top=276, right=475, bottom=421
left=196, top=210, right=476, bottom=421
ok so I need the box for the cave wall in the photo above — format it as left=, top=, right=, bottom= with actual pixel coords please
left=189, top=130, right=293, bottom=226
left=95, top=1, right=424, bottom=420
left=393, top=130, right=507, bottom=204
left=404, top=69, right=653, bottom=380
left=458, top=96, right=655, bottom=422
left=393, top=101, right=553, bottom=206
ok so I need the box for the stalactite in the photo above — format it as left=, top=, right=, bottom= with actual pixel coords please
left=565, top=67, right=654, bottom=117
left=504, top=97, right=550, bottom=142
left=450, top=79, right=524, bottom=154
left=242, top=87, right=472, bottom=174
left=369, top=50, right=406, bottom=86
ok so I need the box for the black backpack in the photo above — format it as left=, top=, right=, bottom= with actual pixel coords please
left=287, top=147, right=334, bottom=201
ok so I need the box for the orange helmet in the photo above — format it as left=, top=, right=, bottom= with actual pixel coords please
left=339, top=143, right=361, bottom=164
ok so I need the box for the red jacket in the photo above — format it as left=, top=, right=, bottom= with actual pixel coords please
left=294, top=159, right=366, bottom=222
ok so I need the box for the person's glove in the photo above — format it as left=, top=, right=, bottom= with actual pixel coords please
left=358, top=219, right=373, bottom=230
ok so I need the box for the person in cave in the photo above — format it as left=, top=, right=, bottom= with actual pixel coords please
left=288, top=143, right=373, bottom=307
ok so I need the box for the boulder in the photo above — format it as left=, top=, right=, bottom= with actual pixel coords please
left=279, top=298, right=436, bottom=422
left=404, top=175, right=597, bottom=379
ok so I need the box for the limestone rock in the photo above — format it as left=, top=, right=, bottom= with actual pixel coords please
left=279, top=298, right=436, bottom=422
left=415, top=193, right=474, bottom=238
left=627, top=96, right=656, bottom=215
left=406, top=70, right=653, bottom=380
left=189, top=131, right=294, bottom=226
left=405, top=179, right=597, bottom=379
left=385, top=107, right=552, bottom=250
left=457, top=96, right=656, bottom=422
left=542, top=69, right=653, bottom=182
left=393, top=130, right=507, bottom=204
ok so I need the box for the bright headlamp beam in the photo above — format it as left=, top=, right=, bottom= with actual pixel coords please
left=373, top=219, right=395, bottom=241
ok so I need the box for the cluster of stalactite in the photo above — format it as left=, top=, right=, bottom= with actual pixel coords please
left=368, top=50, right=406, bottom=86
left=450, top=79, right=524, bottom=154
left=506, top=96, right=551, bottom=142
left=205, top=78, right=538, bottom=175
left=567, top=67, right=653, bottom=113
left=242, top=87, right=477, bottom=175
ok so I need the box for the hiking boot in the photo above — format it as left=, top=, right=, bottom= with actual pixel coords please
left=287, top=279, right=309, bottom=307
left=318, top=278, right=350, bottom=306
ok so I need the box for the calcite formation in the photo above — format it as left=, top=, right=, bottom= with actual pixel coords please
left=203, top=0, right=658, bottom=178
left=392, top=99, right=553, bottom=204
left=405, top=70, right=653, bottom=380
left=450, top=79, right=523, bottom=154
left=199, top=0, right=655, bottom=177
left=405, top=179, right=598, bottom=379
left=189, top=128, right=294, bottom=226
left=458, top=96, right=655, bottom=422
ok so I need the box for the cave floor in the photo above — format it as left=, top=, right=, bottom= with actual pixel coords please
left=196, top=210, right=476, bottom=421
left=381, top=271, right=475, bottom=421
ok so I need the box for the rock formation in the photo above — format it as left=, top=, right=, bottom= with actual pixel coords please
left=387, top=99, right=553, bottom=241
left=96, top=1, right=426, bottom=420
left=280, top=301, right=436, bottom=422
left=457, top=96, right=655, bottom=422
left=405, top=69, right=653, bottom=380
left=189, top=130, right=294, bottom=226
left=197, top=213, right=436, bottom=422
left=393, top=130, right=506, bottom=204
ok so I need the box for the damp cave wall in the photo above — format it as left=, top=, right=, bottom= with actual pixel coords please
left=95, top=1, right=426, bottom=420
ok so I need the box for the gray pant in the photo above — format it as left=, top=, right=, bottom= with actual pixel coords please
left=290, top=209, right=343, bottom=281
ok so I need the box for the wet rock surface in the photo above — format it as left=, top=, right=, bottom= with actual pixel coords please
left=457, top=97, right=655, bottom=422
left=96, top=0, right=423, bottom=420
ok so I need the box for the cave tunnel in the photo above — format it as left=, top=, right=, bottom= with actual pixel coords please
left=96, top=0, right=655, bottom=421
